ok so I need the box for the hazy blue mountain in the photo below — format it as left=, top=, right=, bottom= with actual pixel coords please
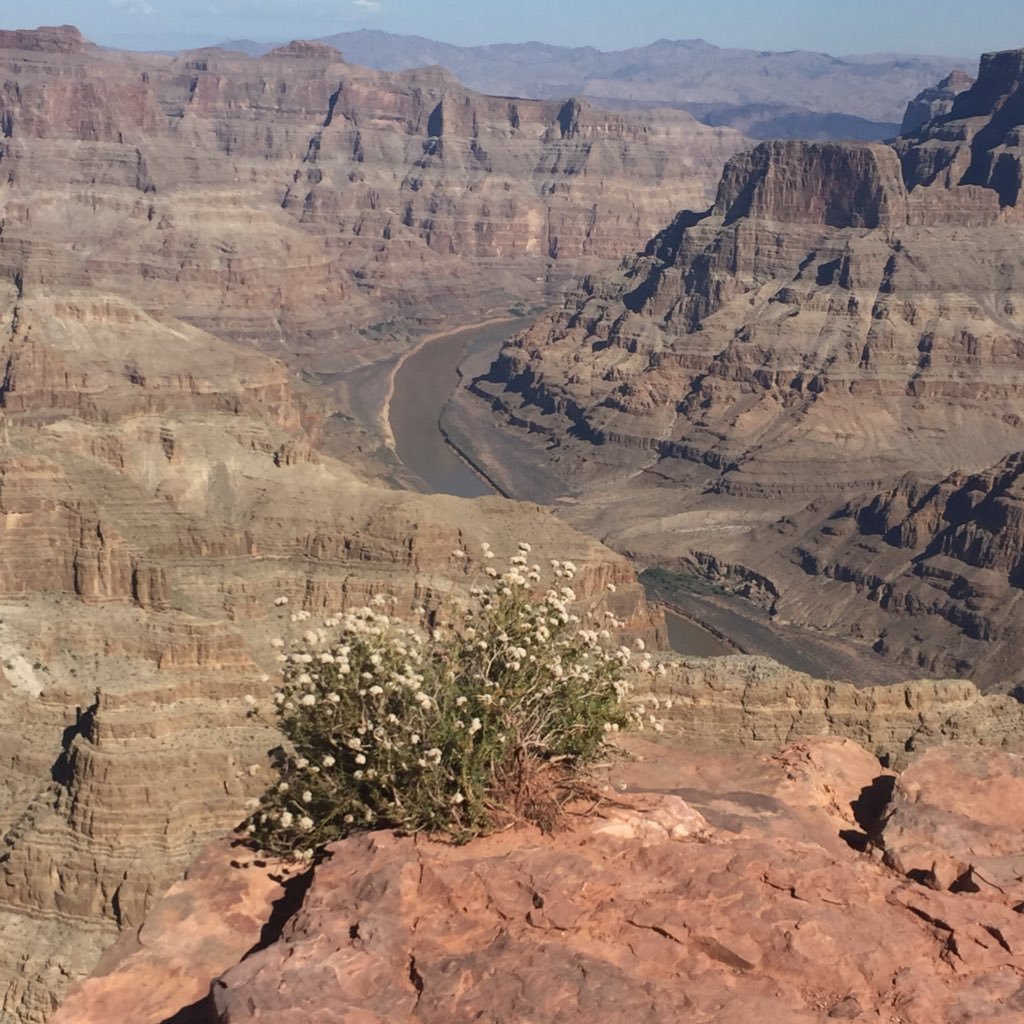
left=216, top=30, right=966, bottom=139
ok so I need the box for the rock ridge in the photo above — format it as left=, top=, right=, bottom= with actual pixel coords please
left=900, top=68, right=974, bottom=135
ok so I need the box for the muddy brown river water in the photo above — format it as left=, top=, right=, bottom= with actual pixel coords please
left=388, top=319, right=733, bottom=658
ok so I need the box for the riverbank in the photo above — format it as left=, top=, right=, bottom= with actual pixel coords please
left=386, top=318, right=533, bottom=499
left=379, top=315, right=523, bottom=451
left=383, top=315, right=935, bottom=681
left=653, top=589, right=929, bottom=685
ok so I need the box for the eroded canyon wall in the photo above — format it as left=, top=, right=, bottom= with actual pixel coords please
left=473, top=47, right=1024, bottom=688
left=0, top=26, right=728, bottom=1020
left=0, top=26, right=743, bottom=360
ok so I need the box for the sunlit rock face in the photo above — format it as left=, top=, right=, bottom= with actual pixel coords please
left=52, top=739, right=1024, bottom=1024
left=0, top=26, right=744, bottom=351
left=474, top=50, right=1024, bottom=688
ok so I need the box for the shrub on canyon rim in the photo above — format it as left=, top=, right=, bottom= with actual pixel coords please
left=245, top=543, right=656, bottom=859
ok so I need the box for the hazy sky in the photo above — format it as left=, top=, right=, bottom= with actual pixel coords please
left=5, top=0, right=1022, bottom=58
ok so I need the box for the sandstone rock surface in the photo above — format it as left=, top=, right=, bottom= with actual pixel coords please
left=52, top=738, right=1024, bottom=1024
left=647, top=655, right=1024, bottom=766
left=878, top=745, right=1024, bottom=899
left=47, top=840, right=287, bottom=1024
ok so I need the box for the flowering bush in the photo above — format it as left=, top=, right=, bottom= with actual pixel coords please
left=244, top=543, right=652, bottom=858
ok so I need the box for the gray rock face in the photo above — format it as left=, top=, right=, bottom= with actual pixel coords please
left=900, top=68, right=974, bottom=135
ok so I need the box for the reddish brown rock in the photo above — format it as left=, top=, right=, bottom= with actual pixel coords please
left=50, top=739, right=1024, bottom=1024
left=48, top=840, right=287, bottom=1024
left=879, top=745, right=1024, bottom=900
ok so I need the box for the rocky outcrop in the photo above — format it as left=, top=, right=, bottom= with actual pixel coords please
left=900, top=69, right=974, bottom=134
left=47, top=839, right=289, bottom=1024
left=647, top=655, right=1024, bottom=764
left=713, top=140, right=910, bottom=228
left=877, top=745, right=1024, bottom=894
left=52, top=738, right=1024, bottom=1023
left=0, top=26, right=89, bottom=54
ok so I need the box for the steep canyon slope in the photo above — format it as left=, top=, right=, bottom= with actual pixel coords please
left=474, top=48, right=1024, bottom=688
left=0, top=23, right=749, bottom=1023
left=0, top=25, right=742, bottom=362
left=0, top=247, right=662, bottom=1021
left=0, top=25, right=1015, bottom=1024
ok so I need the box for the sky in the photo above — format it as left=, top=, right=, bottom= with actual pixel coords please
left=3, top=0, right=1022, bottom=58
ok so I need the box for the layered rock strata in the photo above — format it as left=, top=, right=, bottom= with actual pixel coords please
left=647, top=655, right=1024, bottom=765
left=696, top=449, right=1024, bottom=689
left=0, top=26, right=747, bottom=1020
left=0, top=280, right=657, bottom=1022
left=470, top=48, right=1024, bottom=685
left=0, top=26, right=742, bottom=359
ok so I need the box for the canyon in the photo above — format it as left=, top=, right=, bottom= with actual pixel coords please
left=0, top=24, right=741, bottom=1021
left=0, top=20, right=1022, bottom=1023
left=471, top=47, right=1024, bottom=690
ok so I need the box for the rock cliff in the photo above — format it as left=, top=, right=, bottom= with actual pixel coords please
left=470, top=48, right=1024, bottom=685
left=50, top=738, right=1024, bottom=1024
left=648, top=655, right=1024, bottom=762
left=900, top=69, right=974, bottom=135
left=0, top=27, right=742, bottom=354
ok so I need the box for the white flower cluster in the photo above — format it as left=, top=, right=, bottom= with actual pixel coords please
left=245, top=543, right=656, bottom=859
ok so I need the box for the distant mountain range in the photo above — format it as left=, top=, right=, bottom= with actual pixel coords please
left=217, top=31, right=970, bottom=140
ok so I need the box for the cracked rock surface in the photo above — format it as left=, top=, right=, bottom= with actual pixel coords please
left=54, top=737, right=1024, bottom=1023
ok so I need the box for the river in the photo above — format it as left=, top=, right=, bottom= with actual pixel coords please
left=388, top=321, right=519, bottom=500
left=388, top=319, right=734, bottom=658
